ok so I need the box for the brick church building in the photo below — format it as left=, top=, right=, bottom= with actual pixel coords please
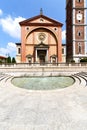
left=16, top=0, right=87, bottom=63
left=16, top=10, right=64, bottom=63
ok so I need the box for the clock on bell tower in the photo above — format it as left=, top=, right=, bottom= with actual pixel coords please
left=66, top=0, right=87, bottom=63
left=76, top=12, right=82, bottom=20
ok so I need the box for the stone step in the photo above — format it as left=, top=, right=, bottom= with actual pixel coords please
left=0, top=75, right=7, bottom=81
left=74, top=73, right=87, bottom=87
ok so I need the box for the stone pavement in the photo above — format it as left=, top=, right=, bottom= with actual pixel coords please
left=0, top=74, right=87, bottom=130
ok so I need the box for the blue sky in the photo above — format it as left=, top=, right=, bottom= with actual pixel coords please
left=0, top=0, right=66, bottom=57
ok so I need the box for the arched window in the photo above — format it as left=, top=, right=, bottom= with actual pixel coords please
left=79, top=32, right=81, bottom=36
left=78, top=43, right=81, bottom=54
left=18, top=48, right=21, bottom=54
left=77, top=0, right=82, bottom=3
left=78, top=20, right=81, bottom=23
left=78, top=31, right=81, bottom=36
left=62, top=48, right=64, bottom=54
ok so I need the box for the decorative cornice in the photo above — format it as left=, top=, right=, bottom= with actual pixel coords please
left=19, top=14, right=63, bottom=27
left=72, top=24, right=87, bottom=26
left=72, top=7, right=87, bottom=9
left=15, top=43, right=21, bottom=45
left=20, top=23, right=61, bottom=27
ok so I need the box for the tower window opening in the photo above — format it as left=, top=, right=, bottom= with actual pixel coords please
left=77, top=0, right=82, bottom=2
left=78, top=43, right=82, bottom=54
left=79, top=46, right=81, bottom=54
left=78, top=31, right=81, bottom=36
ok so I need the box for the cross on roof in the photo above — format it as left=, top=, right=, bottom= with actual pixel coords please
left=40, top=8, right=43, bottom=15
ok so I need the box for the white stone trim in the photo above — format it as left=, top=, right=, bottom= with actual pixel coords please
left=36, top=49, right=38, bottom=62
left=73, top=0, right=75, bottom=8
left=46, top=49, right=48, bottom=62
left=72, top=3, right=75, bottom=55
left=73, top=42, right=75, bottom=56
left=84, top=0, right=87, bottom=54
left=84, top=0, right=86, bottom=8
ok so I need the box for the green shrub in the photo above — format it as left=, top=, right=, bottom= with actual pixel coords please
left=80, top=58, right=87, bottom=62
left=7, top=56, right=11, bottom=63
left=0, top=60, right=2, bottom=64
left=71, top=60, right=75, bottom=63
left=12, top=57, right=16, bottom=63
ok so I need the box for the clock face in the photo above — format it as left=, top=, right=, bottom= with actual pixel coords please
left=77, top=13, right=82, bottom=20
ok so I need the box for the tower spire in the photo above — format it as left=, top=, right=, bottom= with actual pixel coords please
left=40, top=8, right=43, bottom=15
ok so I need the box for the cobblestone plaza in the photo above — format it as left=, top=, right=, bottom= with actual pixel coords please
left=0, top=66, right=87, bottom=130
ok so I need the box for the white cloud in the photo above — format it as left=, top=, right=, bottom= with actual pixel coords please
left=7, top=42, right=16, bottom=51
left=62, top=30, right=66, bottom=42
left=0, top=42, right=16, bottom=57
left=0, top=15, right=25, bottom=39
left=0, top=9, right=3, bottom=16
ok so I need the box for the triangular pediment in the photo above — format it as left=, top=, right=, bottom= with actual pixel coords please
left=35, top=42, right=49, bottom=48
left=50, top=54, right=57, bottom=58
left=26, top=54, right=33, bottom=58
left=19, top=14, right=63, bottom=26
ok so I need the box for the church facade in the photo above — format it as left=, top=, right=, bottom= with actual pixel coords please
left=16, top=0, right=87, bottom=63
left=16, top=12, right=64, bottom=63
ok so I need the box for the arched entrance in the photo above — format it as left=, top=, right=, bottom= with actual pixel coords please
left=35, top=42, right=49, bottom=64
left=38, top=50, right=46, bottom=64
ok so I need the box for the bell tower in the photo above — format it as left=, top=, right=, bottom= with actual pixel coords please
left=66, top=0, right=87, bottom=62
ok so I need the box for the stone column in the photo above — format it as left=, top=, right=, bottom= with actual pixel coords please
left=46, top=49, right=48, bottom=62
left=36, top=49, right=38, bottom=62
